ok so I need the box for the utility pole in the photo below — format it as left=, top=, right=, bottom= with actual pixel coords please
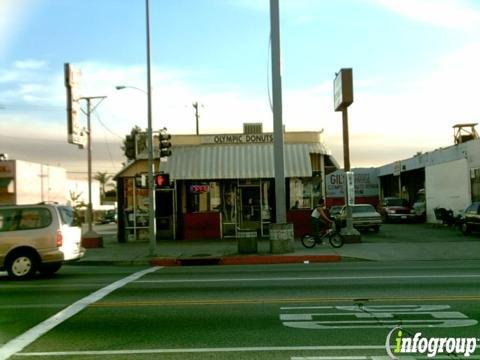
left=193, top=102, right=200, bottom=135
left=80, top=95, right=106, bottom=245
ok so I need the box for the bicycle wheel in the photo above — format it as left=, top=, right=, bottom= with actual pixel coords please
left=328, top=232, right=344, bottom=248
left=301, top=234, right=316, bottom=248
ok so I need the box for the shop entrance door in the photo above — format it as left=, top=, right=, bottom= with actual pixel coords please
left=237, top=184, right=261, bottom=232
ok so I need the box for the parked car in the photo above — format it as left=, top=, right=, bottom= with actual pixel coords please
left=460, top=202, right=480, bottom=235
left=412, top=189, right=426, bottom=222
left=378, top=197, right=416, bottom=222
left=336, top=204, right=382, bottom=233
left=98, top=209, right=117, bottom=224
left=328, top=205, right=343, bottom=219
left=0, top=203, right=85, bottom=279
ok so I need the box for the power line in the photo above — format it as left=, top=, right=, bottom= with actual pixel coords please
left=93, top=111, right=124, bottom=140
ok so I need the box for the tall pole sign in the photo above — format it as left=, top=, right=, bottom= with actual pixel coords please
left=64, top=63, right=86, bottom=148
left=334, top=68, right=360, bottom=241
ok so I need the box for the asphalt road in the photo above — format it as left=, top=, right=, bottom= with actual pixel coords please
left=1, top=260, right=480, bottom=359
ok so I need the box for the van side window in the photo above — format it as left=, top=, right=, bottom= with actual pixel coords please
left=17, top=208, right=52, bottom=230
left=0, top=209, right=21, bottom=232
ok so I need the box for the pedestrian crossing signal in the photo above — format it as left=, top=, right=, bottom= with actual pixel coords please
left=155, top=174, right=170, bottom=188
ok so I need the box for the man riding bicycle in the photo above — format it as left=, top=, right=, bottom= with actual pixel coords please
left=311, top=198, right=333, bottom=244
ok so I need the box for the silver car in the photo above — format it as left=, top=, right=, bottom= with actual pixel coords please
left=0, top=203, right=85, bottom=279
left=337, top=204, right=382, bottom=233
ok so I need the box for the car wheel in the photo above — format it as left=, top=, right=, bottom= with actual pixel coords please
left=39, top=262, right=62, bottom=276
left=461, top=222, right=471, bottom=235
left=372, top=226, right=380, bottom=233
left=381, top=214, right=388, bottom=223
left=6, top=251, right=38, bottom=279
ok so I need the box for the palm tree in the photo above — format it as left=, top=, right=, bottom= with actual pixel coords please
left=94, top=172, right=112, bottom=202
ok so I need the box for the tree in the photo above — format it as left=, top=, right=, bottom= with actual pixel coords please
left=122, top=125, right=142, bottom=161
left=94, top=172, right=113, bottom=202
left=69, top=190, right=86, bottom=226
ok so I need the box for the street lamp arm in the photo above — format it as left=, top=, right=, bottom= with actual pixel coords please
left=115, top=85, right=147, bottom=95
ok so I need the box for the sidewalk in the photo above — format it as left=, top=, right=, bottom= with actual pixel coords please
left=78, top=224, right=480, bottom=266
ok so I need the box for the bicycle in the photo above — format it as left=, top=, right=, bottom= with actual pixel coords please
left=301, top=221, right=344, bottom=248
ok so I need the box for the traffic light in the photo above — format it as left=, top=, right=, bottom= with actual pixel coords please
left=159, top=128, right=172, bottom=158
left=155, top=173, right=170, bottom=188
left=124, top=135, right=136, bottom=160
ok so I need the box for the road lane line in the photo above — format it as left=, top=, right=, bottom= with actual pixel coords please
left=0, top=266, right=161, bottom=360
left=91, top=295, right=480, bottom=308
left=14, top=345, right=384, bottom=357
left=135, top=274, right=480, bottom=283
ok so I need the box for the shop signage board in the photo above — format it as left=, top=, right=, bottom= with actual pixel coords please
left=64, top=63, right=86, bottom=148
left=333, top=68, right=353, bottom=112
left=202, top=133, right=274, bottom=145
left=326, top=169, right=379, bottom=198
left=190, top=184, right=209, bottom=193
left=393, top=161, right=402, bottom=176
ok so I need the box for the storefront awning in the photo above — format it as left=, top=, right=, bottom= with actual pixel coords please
left=160, top=143, right=334, bottom=180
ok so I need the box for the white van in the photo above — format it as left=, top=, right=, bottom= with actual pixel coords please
left=0, top=203, right=85, bottom=279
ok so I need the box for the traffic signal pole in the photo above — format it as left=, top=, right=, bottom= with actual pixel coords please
left=146, top=0, right=156, bottom=256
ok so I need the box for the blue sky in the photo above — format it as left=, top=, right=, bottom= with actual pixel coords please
left=1, top=0, right=480, bottom=175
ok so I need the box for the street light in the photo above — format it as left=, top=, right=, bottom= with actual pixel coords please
left=116, top=84, right=156, bottom=256
left=115, top=85, right=147, bottom=94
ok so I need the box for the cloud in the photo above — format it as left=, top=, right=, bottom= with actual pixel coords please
left=0, top=0, right=42, bottom=58
left=2, top=38, right=480, bottom=172
left=14, top=59, right=47, bottom=70
left=370, top=0, right=480, bottom=29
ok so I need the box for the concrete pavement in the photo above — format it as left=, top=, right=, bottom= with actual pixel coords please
left=77, top=223, right=480, bottom=266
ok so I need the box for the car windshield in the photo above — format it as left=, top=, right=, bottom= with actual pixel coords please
left=385, top=198, right=406, bottom=206
left=352, top=205, right=375, bottom=213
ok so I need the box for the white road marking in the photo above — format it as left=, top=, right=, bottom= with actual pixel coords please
left=134, top=274, right=480, bottom=283
left=292, top=357, right=480, bottom=360
left=291, top=357, right=369, bottom=360
left=14, top=345, right=384, bottom=357
left=0, top=266, right=161, bottom=360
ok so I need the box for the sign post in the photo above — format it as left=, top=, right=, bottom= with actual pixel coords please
left=334, top=68, right=360, bottom=242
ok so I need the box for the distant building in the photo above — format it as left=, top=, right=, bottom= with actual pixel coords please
left=0, top=158, right=101, bottom=209
left=0, top=159, right=67, bottom=205
left=377, top=139, right=480, bottom=222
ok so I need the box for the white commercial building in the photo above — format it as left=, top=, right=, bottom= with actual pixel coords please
left=0, top=158, right=101, bottom=209
left=377, top=139, right=480, bottom=222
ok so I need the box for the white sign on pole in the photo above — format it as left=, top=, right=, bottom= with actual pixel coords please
left=346, top=171, right=355, bottom=206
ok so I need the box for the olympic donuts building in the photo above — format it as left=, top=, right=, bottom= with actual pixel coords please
left=115, top=124, right=339, bottom=242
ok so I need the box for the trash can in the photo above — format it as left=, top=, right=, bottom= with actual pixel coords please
left=237, top=230, right=258, bottom=254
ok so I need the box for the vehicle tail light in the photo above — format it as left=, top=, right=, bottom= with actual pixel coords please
left=56, top=231, right=63, bottom=247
